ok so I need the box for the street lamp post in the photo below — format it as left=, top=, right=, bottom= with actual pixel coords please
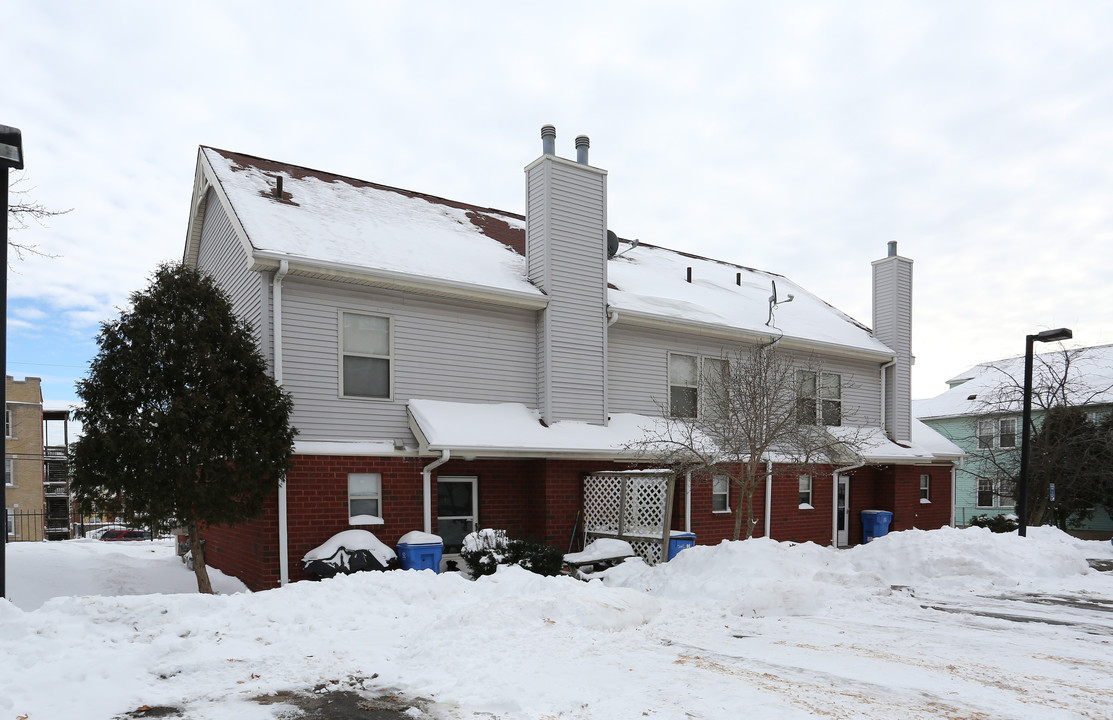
left=1017, top=327, right=1073, bottom=537
left=0, top=124, right=24, bottom=599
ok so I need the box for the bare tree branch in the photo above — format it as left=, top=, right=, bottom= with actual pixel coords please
left=7, top=174, right=70, bottom=262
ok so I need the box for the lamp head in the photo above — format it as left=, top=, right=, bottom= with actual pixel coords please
left=1034, top=328, right=1072, bottom=343
left=0, top=124, right=23, bottom=170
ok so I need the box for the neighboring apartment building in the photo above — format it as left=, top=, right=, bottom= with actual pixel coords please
left=5, top=376, right=44, bottom=541
left=184, top=127, right=962, bottom=590
left=916, top=344, right=1113, bottom=535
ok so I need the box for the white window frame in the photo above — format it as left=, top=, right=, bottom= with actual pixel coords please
left=339, top=311, right=394, bottom=400
left=976, top=419, right=994, bottom=450
left=711, top=475, right=730, bottom=513
left=4, top=407, right=11, bottom=439
left=348, top=473, right=383, bottom=522
left=799, top=474, right=813, bottom=509
left=5, top=508, right=13, bottom=537
left=700, top=357, right=729, bottom=422
left=920, top=473, right=931, bottom=503
left=668, top=353, right=699, bottom=418
left=998, top=418, right=1017, bottom=448
left=5, top=458, right=12, bottom=487
left=796, top=370, right=842, bottom=427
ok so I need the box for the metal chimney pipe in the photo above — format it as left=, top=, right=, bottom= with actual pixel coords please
left=541, top=125, right=556, bottom=155
left=575, top=135, right=590, bottom=164
left=686, top=266, right=692, bottom=283
left=888, top=241, right=898, bottom=257
left=275, top=176, right=283, bottom=200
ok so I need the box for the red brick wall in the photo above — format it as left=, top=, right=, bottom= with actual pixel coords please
left=676, top=464, right=837, bottom=546
left=202, top=453, right=956, bottom=591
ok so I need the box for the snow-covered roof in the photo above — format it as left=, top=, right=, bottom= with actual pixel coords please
left=408, top=398, right=961, bottom=463
left=197, top=147, right=892, bottom=359
left=915, top=343, right=1113, bottom=420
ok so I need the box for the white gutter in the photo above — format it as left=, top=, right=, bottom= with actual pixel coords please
left=422, top=450, right=451, bottom=534
left=607, top=308, right=620, bottom=327
left=764, top=459, right=773, bottom=538
left=273, top=260, right=290, bottom=587
left=832, top=462, right=865, bottom=547
left=879, top=359, right=896, bottom=433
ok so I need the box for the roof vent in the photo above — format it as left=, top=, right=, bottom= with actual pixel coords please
left=575, top=135, right=590, bottom=164
left=541, top=125, right=556, bottom=155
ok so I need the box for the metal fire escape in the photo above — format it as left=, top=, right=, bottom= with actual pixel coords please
left=42, top=408, right=72, bottom=540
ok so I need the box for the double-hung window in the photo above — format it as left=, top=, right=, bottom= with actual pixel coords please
left=348, top=473, right=382, bottom=521
left=799, top=475, right=813, bottom=508
left=976, top=478, right=994, bottom=507
left=796, top=371, right=842, bottom=426
left=669, top=353, right=699, bottom=418
left=700, top=357, right=728, bottom=421
left=4, top=458, right=12, bottom=487
left=998, top=418, right=1017, bottom=448
left=4, top=407, right=11, bottom=438
left=976, top=420, right=994, bottom=449
left=712, top=475, right=730, bottom=512
left=341, top=312, right=392, bottom=399
left=920, top=474, right=930, bottom=502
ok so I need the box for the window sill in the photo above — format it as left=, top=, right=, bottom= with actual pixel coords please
left=920, top=499, right=931, bottom=504
left=349, top=515, right=385, bottom=526
left=799, top=503, right=814, bottom=511
left=712, top=509, right=732, bottom=514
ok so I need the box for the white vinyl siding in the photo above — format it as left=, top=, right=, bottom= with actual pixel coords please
left=194, top=189, right=265, bottom=346
left=526, top=158, right=607, bottom=424
left=606, top=324, right=881, bottom=425
left=281, top=277, right=537, bottom=442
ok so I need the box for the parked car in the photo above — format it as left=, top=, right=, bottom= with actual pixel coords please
left=99, top=529, right=152, bottom=541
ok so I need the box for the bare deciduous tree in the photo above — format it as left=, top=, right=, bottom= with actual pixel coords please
left=7, top=174, right=69, bottom=262
left=962, top=346, right=1113, bottom=525
left=629, top=344, right=865, bottom=540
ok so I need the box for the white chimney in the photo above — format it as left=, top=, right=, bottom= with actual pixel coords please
left=872, top=242, right=913, bottom=444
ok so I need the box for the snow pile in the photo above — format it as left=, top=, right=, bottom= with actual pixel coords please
left=845, top=525, right=1092, bottom=589
left=564, top=538, right=634, bottom=564
left=603, top=538, right=891, bottom=617
left=2, top=528, right=1112, bottom=719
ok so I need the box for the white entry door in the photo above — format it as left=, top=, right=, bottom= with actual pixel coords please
left=836, top=475, right=850, bottom=547
left=437, top=475, right=478, bottom=555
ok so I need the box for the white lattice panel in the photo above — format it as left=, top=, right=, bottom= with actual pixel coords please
left=583, top=472, right=673, bottom=565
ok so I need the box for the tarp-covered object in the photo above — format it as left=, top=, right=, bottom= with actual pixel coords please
left=302, top=530, right=398, bottom=578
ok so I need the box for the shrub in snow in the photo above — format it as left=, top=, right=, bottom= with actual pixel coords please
left=460, top=529, right=563, bottom=578
left=302, top=530, right=397, bottom=579
left=968, top=514, right=1019, bottom=533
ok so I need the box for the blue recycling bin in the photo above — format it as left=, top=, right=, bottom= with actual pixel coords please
left=667, top=531, right=696, bottom=560
left=860, top=510, right=893, bottom=543
left=397, top=533, right=444, bottom=573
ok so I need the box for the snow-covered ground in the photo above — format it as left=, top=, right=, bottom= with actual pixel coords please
left=3, top=528, right=1113, bottom=720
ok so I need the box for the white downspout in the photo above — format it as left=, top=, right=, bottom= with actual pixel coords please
left=832, top=462, right=865, bottom=547
left=273, top=260, right=290, bottom=586
left=422, top=450, right=451, bottom=534
left=879, top=359, right=896, bottom=434
left=684, top=471, right=692, bottom=533
left=764, top=459, right=772, bottom=538
left=607, top=308, right=619, bottom=327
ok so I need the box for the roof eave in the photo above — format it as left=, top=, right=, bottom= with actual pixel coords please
left=610, top=308, right=895, bottom=362
left=251, top=251, right=550, bottom=311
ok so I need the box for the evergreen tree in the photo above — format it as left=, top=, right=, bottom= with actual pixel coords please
left=72, top=263, right=295, bottom=593
left=1027, top=406, right=1105, bottom=528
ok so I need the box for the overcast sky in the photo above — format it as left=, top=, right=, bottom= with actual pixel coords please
left=6, top=1, right=1112, bottom=406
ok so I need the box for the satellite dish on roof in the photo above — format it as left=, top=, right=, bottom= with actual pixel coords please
left=607, top=230, right=620, bottom=258
left=766, top=280, right=795, bottom=327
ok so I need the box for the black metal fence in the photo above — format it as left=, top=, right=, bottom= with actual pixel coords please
left=5, top=510, right=126, bottom=542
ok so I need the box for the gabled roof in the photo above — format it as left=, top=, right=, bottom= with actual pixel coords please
left=187, top=147, right=893, bottom=359
left=915, top=343, right=1113, bottom=420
